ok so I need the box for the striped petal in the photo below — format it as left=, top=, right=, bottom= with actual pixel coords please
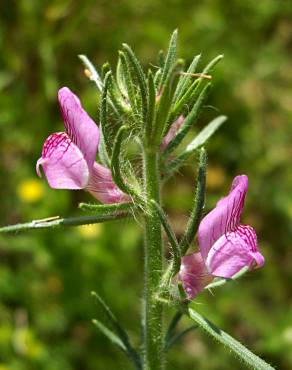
left=58, top=87, right=100, bottom=169
left=36, top=132, right=89, bottom=189
left=206, top=225, right=265, bottom=278
left=198, top=175, right=248, bottom=260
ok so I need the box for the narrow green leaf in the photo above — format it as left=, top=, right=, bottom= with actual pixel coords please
left=111, top=126, right=141, bottom=202
left=101, top=62, right=111, bottom=80
left=98, top=130, right=111, bottom=167
left=79, top=202, right=133, bottom=213
left=164, top=115, right=226, bottom=178
left=151, top=200, right=181, bottom=273
left=154, top=60, right=184, bottom=145
left=174, top=54, right=201, bottom=101
left=184, top=115, right=227, bottom=155
left=78, top=54, right=103, bottom=91
left=188, top=308, right=275, bottom=370
left=179, top=148, right=207, bottom=254
left=92, top=319, right=127, bottom=352
left=116, top=56, right=128, bottom=97
left=154, top=68, right=162, bottom=89
left=111, top=126, right=130, bottom=193
left=100, top=71, right=123, bottom=156
left=0, top=213, right=130, bottom=233
left=100, top=71, right=111, bottom=154
left=165, top=311, right=183, bottom=344
left=92, top=292, right=142, bottom=370
left=159, top=29, right=178, bottom=90
left=163, top=83, right=211, bottom=159
left=158, top=49, right=165, bottom=69
left=165, top=325, right=198, bottom=352
left=146, top=70, right=156, bottom=138
left=122, top=44, right=148, bottom=124
left=169, top=55, right=223, bottom=126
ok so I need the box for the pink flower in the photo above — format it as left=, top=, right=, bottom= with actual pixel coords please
left=36, top=87, right=129, bottom=204
left=179, top=175, right=265, bottom=299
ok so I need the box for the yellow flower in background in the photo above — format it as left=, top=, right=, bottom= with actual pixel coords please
left=77, top=223, right=103, bottom=239
left=17, top=179, right=44, bottom=203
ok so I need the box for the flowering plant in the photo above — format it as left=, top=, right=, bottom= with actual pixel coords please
left=1, top=31, right=274, bottom=370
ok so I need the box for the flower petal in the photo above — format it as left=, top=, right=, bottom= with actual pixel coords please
left=58, top=87, right=100, bottom=169
left=205, top=224, right=264, bottom=278
left=179, top=253, right=212, bottom=300
left=198, top=175, right=248, bottom=260
left=161, top=115, right=184, bottom=151
left=86, top=162, right=130, bottom=204
left=36, top=132, right=89, bottom=189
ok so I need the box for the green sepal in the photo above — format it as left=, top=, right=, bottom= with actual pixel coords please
left=159, top=29, right=178, bottom=91
left=122, top=43, right=148, bottom=125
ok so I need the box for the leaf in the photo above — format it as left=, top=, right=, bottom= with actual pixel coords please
left=111, top=126, right=140, bottom=201
left=92, top=292, right=142, bottom=369
left=184, top=115, right=227, bottom=154
left=154, top=60, right=184, bottom=145
left=0, top=213, right=130, bottom=233
left=174, top=54, right=201, bottom=101
left=165, top=325, right=197, bottom=352
left=122, top=44, right=148, bottom=125
left=79, top=202, right=133, bottom=213
left=188, top=308, right=275, bottom=370
left=159, top=29, right=178, bottom=90
left=179, top=148, right=207, bottom=255
left=92, top=319, right=127, bottom=352
left=79, top=54, right=103, bottom=92
left=164, top=115, right=226, bottom=178
left=151, top=200, right=181, bottom=274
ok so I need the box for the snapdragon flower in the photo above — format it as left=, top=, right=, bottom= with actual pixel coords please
left=179, top=175, right=265, bottom=299
left=36, top=87, right=129, bottom=204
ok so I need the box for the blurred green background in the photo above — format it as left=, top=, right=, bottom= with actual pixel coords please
left=1, top=0, right=292, bottom=369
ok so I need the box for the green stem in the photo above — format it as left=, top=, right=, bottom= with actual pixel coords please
left=143, top=149, right=164, bottom=370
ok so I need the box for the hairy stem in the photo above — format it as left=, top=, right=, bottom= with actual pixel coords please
left=143, top=148, right=164, bottom=370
